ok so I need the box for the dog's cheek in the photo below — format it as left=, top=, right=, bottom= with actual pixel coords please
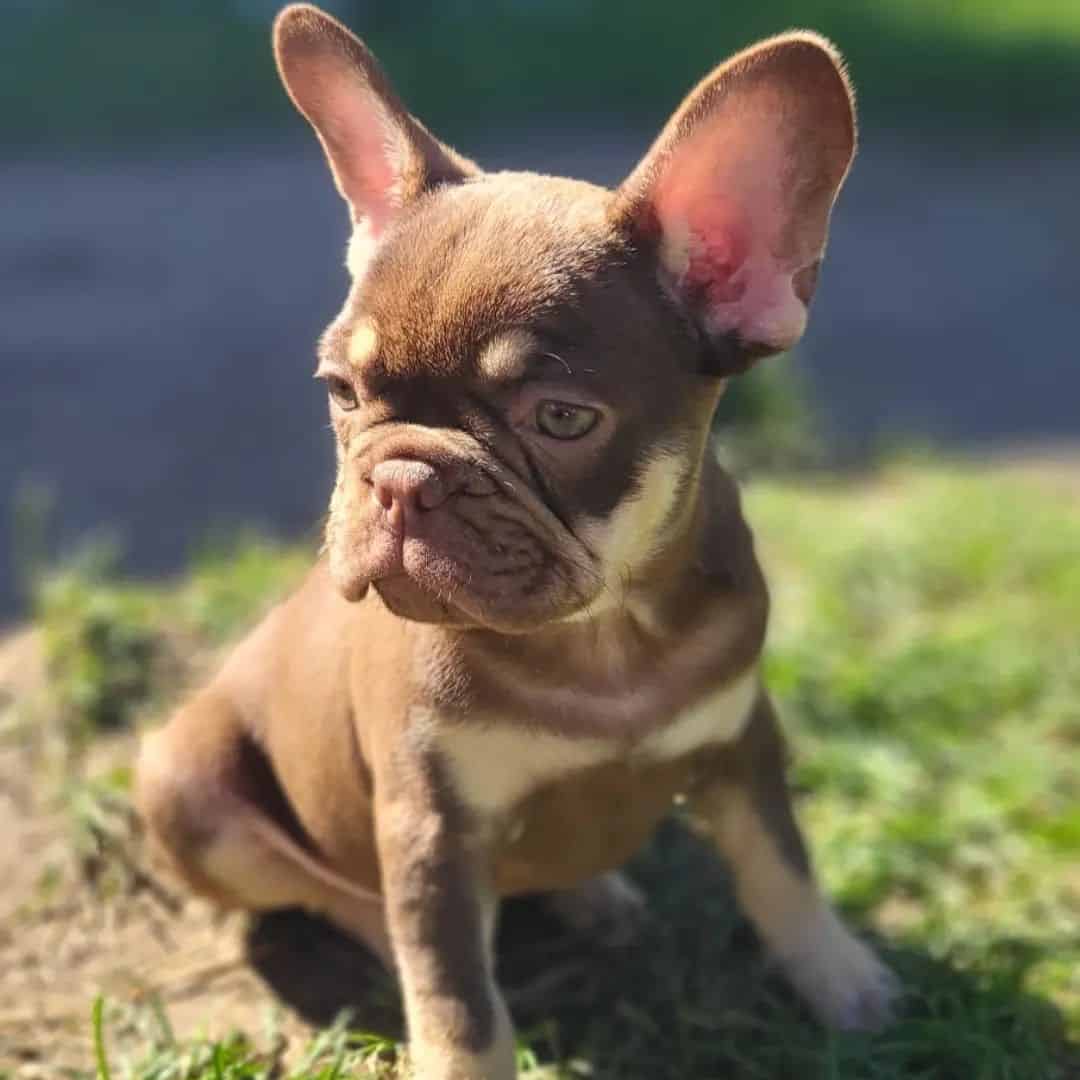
left=326, top=474, right=371, bottom=601
left=584, top=452, right=689, bottom=588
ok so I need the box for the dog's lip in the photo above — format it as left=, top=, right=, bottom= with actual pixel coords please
left=352, top=525, right=603, bottom=630
left=370, top=569, right=410, bottom=585
left=370, top=535, right=547, bottom=602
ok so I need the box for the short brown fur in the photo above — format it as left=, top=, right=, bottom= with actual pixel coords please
left=137, top=7, right=896, bottom=1076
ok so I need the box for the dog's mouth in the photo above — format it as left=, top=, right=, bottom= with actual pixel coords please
left=329, top=493, right=602, bottom=631
left=372, top=525, right=552, bottom=624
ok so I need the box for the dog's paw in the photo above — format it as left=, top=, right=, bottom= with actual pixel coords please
left=547, top=871, right=649, bottom=948
left=778, top=907, right=900, bottom=1032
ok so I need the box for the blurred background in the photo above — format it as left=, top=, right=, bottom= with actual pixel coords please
left=2, top=0, right=1078, bottom=616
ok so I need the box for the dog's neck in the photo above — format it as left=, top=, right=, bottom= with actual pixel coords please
left=398, top=451, right=768, bottom=736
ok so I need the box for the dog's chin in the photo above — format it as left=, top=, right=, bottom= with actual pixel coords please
left=373, top=573, right=595, bottom=633
left=328, top=514, right=601, bottom=631
left=372, top=575, right=472, bottom=626
left=330, top=547, right=597, bottom=632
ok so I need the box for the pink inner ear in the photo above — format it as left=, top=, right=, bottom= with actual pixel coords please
left=652, top=118, right=811, bottom=352
left=341, top=117, right=402, bottom=234
left=677, top=202, right=750, bottom=306
left=307, top=63, right=404, bottom=234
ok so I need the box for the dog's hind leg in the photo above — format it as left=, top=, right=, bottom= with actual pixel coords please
left=135, top=694, right=392, bottom=968
left=688, top=693, right=898, bottom=1031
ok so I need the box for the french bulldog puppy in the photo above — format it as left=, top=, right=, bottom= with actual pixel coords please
left=136, top=5, right=897, bottom=1076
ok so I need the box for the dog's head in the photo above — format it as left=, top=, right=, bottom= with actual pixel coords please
left=273, top=5, right=855, bottom=632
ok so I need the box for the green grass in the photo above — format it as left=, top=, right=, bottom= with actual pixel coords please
left=48, top=462, right=1078, bottom=1078
left=35, top=534, right=310, bottom=742
left=4, top=1, right=1080, bottom=149
left=754, top=467, right=1080, bottom=1039
left=86, top=999, right=401, bottom=1080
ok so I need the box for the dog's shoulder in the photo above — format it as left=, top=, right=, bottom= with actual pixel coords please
left=696, top=457, right=769, bottom=595
left=209, top=559, right=364, bottom=721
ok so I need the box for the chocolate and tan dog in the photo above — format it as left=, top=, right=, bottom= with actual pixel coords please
left=136, top=5, right=897, bottom=1076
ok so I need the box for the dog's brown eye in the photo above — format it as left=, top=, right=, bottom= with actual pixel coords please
left=535, top=400, right=599, bottom=440
left=325, top=375, right=358, bottom=411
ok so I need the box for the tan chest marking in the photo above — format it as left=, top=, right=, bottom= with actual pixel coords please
left=437, top=666, right=759, bottom=818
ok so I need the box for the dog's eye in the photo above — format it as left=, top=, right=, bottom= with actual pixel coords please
left=535, top=400, right=599, bottom=440
left=325, top=375, right=358, bottom=411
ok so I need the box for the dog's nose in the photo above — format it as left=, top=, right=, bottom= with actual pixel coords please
left=370, top=460, right=448, bottom=526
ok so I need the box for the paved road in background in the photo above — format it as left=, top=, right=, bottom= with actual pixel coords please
left=2, top=132, right=1076, bottom=613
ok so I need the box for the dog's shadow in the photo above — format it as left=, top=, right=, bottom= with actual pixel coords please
left=245, top=881, right=607, bottom=1041
left=246, top=820, right=1074, bottom=1077
left=245, top=888, right=586, bottom=1042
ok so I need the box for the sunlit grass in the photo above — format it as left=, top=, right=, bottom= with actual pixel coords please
left=886, top=0, right=1080, bottom=42
left=34, top=535, right=310, bottom=740
left=29, top=462, right=1080, bottom=1078
left=750, top=465, right=1080, bottom=1040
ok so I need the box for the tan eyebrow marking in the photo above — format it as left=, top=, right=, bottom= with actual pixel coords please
left=347, top=319, right=379, bottom=369
left=477, top=328, right=537, bottom=381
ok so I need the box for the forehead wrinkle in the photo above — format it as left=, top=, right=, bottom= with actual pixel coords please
left=363, top=175, right=623, bottom=378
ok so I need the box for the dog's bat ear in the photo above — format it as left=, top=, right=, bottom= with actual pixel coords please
left=610, top=33, right=856, bottom=374
left=273, top=5, right=477, bottom=258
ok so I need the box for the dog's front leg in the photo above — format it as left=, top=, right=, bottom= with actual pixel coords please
left=687, top=693, right=898, bottom=1031
left=375, top=746, right=516, bottom=1080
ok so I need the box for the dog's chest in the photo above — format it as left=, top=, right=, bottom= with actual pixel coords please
left=436, top=666, right=758, bottom=821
